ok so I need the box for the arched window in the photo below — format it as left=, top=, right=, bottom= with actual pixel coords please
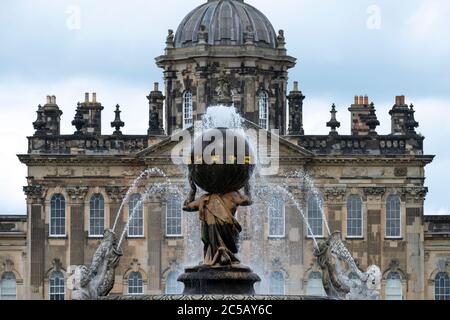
left=386, top=195, right=401, bottom=238
left=269, top=271, right=285, bottom=295
left=258, top=91, right=269, bottom=129
left=128, top=194, right=144, bottom=237
left=50, top=194, right=66, bottom=237
left=435, top=272, right=450, bottom=300
left=347, top=195, right=363, bottom=238
left=128, top=272, right=144, bottom=295
left=89, top=194, right=105, bottom=237
left=183, top=91, right=193, bottom=129
left=49, top=271, right=65, bottom=300
left=385, top=272, right=402, bottom=300
left=166, top=197, right=182, bottom=237
left=307, top=195, right=323, bottom=237
left=0, top=272, right=17, bottom=300
left=268, top=195, right=285, bottom=238
left=166, top=272, right=184, bottom=294
left=306, top=272, right=326, bottom=296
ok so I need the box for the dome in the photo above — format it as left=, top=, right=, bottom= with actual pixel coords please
left=174, top=0, right=277, bottom=49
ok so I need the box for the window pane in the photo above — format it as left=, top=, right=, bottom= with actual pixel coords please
left=386, top=272, right=402, bottom=300
left=128, top=272, right=144, bottom=295
left=128, top=194, right=144, bottom=237
left=183, top=91, right=193, bottom=129
left=307, top=272, right=326, bottom=296
left=347, top=195, right=363, bottom=237
left=307, top=195, right=323, bottom=237
left=269, top=195, right=285, bottom=237
left=1, top=272, right=17, bottom=300
left=50, top=194, right=66, bottom=236
left=259, top=92, right=269, bottom=129
left=49, top=271, right=65, bottom=300
left=386, top=195, right=401, bottom=238
left=166, top=272, right=184, bottom=294
left=166, top=197, right=182, bottom=236
left=435, top=272, right=450, bottom=300
left=90, top=194, right=105, bottom=236
left=269, top=272, right=284, bottom=295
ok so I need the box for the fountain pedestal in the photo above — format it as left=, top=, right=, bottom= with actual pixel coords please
left=178, top=264, right=261, bottom=295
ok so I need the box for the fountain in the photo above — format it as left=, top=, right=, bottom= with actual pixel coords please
left=178, top=127, right=261, bottom=294
left=68, top=105, right=381, bottom=300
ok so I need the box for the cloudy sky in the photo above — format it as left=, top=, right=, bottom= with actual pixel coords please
left=0, top=0, right=449, bottom=215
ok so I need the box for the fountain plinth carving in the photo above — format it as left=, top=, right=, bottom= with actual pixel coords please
left=179, top=128, right=260, bottom=295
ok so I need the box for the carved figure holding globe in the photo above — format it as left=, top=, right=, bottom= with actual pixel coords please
left=183, top=128, right=255, bottom=267
left=179, top=128, right=260, bottom=294
left=183, top=178, right=252, bottom=266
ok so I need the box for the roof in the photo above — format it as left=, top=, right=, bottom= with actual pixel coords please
left=174, top=0, right=277, bottom=48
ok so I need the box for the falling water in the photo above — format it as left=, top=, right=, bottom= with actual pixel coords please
left=113, top=105, right=334, bottom=294
left=112, top=167, right=169, bottom=232
left=117, top=173, right=186, bottom=248
left=285, top=170, right=332, bottom=237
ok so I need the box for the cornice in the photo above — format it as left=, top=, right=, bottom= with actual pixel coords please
left=17, top=154, right=143, bottom=166
left=311, top=155, right=434, bottom=165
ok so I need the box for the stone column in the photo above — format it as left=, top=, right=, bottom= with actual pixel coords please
left=195, top=62, right=208, bottom=119
left=243, top=73, right=257, bottom=124
left=164, top=69, right=177, bottom=135
left=285, top=185, right=304, bottom=296
left=323, top=187, right=347, bottom=233
left=148, top=198, right=163, bottom=293
left=23, top=184, right=47, bottom=299
left=66, top=186, right=89, bottom=266
left=273, top=74, right=288, bottom=134
left=403, top=186, right=428, bottom=300
left=363, top=187, right=385, bottom=267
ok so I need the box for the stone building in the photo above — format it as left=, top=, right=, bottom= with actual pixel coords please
left=0, top=0, right=449, bottom=300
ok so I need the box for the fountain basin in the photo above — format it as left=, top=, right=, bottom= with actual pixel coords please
left=100, top=295, right=329, bottom=301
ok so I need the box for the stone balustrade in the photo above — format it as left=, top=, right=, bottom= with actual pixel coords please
left=28, top=135, right=150, bottom=155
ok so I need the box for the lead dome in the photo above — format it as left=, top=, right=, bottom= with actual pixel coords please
left=174, top=0, right=278, bottom=48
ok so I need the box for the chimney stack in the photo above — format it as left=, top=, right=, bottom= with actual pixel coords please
left=92, top=92, right=97, bottom=103
left=349, top=95, right=372, bottom=135
left=85, top=93, right=89, bottom=103
left=293, top=81, right=299, bottom=91
left=154, top=82, right=159, bottom=92
left=40, top=95, right=62, bottom=135
left=395, top=95, right=406, bottom=105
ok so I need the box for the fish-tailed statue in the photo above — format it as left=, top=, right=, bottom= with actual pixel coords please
left=68, top=229, right=123, bottom=300
left=314, top=232, right=381, bottom=300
